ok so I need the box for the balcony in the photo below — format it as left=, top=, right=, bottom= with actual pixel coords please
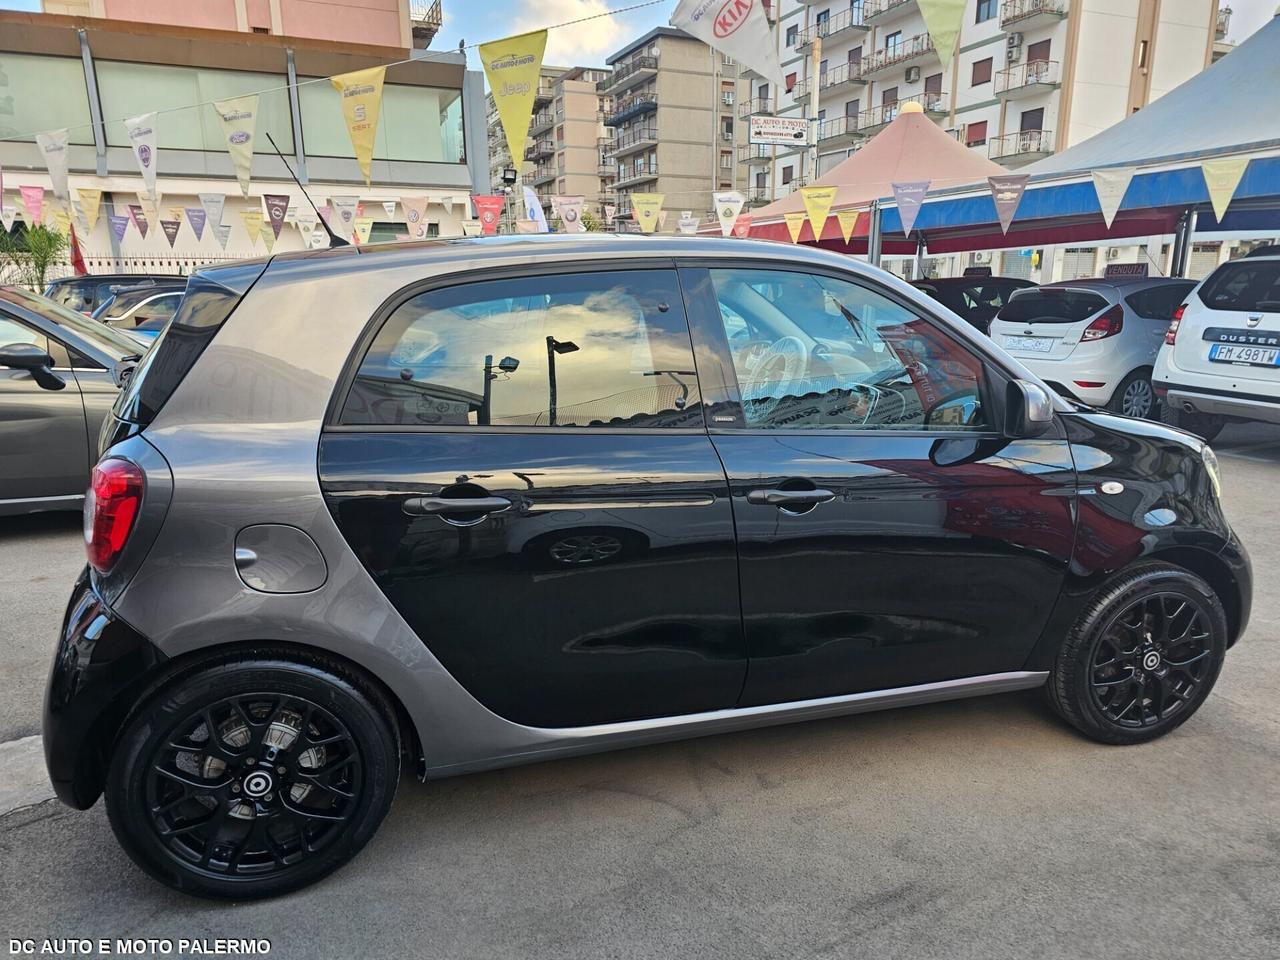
left=533, top=81, right=557, bottom=108
left=738, top=142, right=773, bottom=164
left=817, top=61, right=867, bottom=96
left=816, top=114, right=865, bottom=148
left=604, top=93, right=658, bottom=127
left=989, top=128, right=1054, bottom=165
left=1217, top=6, right=1231, bottom=39
left=863, top=0, right=919, bottom=25
left=738, top=97, right=774, bottom=119
left=614, top=161, right=659, bottom=190
left=796, top=8, right=868, bottom=51
left=598, top=164, right=615, bottom=178
left=529, top=111, right=555, bottom=136
left=609, top=126, right=659, bottom=158
left=531, top=165, right=558, bottom=186
left=597, top=56, right=658, bottom=95
left=745, top=189, right=771, bottom=208
left=999, top=0, right=1068, bottom=31
left=995, top=59, right=1060, bottom=99
left=408, top=0, right=442, bottom=49
left=791, top=77, right=812, bottom=106
left=857, top=92, right=946, bottom=134
left=858, top=34, right=937, bottom=79
left=524, top=139, right=555, bottom=161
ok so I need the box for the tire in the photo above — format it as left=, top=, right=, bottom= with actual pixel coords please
left=1159, top=401, right=1226, bottom=442
left=1045, top=562, right=1227, bottom=745
left=1107, top=369, right=1158, bottom=420
left=106, top=654, right=400, bottom=899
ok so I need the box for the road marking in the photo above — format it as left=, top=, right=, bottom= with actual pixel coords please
left=0, top=735, right=56, bottom=816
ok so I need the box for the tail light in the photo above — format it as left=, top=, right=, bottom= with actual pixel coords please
left=1081, top=304, right=1125, bottom=341
left=1165, top=303, right=1187, bottom=345
left=85, top=458, right=145, bottom=574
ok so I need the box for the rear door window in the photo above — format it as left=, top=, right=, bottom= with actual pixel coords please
left=1126, top=283, right=1194, bottom=320
left=997, top=288, right=1108, bottom=324
left=340, top=269, right=704, bottom=429
left=1198, top=260, right=1280, bottom=312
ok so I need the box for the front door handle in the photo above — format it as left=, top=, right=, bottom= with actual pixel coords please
left=402, top=495, right=512, bottom=517
left=746, top=488, right=836, bottom=507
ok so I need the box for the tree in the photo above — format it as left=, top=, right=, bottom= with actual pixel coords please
left=581, top=209, right=604, bottom=232
left=0, top=225, right=69, bottom=291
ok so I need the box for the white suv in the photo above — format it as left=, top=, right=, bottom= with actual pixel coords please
left=990, top=277, right=1195, bottom=419
left=1154, top=253, right=1280, bottom=441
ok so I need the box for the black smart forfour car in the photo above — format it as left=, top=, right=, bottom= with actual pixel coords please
left=45, top=236, right=1250, bottom=899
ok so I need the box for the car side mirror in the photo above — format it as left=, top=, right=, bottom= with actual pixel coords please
left=1005, top=379, right=1054, bottom=438
left=0, top=342, right=66, bottom=391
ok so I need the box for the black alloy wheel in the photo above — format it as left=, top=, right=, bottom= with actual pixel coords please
left=1046, top=562, right=1227, bottom=744
left=107, top=656, right=400, bottom=899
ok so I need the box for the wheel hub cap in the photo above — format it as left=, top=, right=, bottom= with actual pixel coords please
left=241, top=770, right=274, bottom=799
left=1141, top=650, right=1162, bottom=671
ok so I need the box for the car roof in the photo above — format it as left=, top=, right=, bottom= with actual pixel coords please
left=1038, top=276, right=1192, bottom=292
left=913, top=276, right=1032, bottom=287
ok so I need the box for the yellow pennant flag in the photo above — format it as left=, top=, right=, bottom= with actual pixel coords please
left=353, top=217, right=375, bottom=244
left=480, top=29, right=548, bottom=188
left=631, top=193, right=664, bottom=234
left=836, top=208, right=861, bottom=244
left=800, top=185, right=838, bottom=241
left=1201, top=157, right=1250, bottom=223
left=783, top=211, right=808, bottom=243
left=241, top=208, right=264, bottom=246
left=918, top=0, right=967, bottom=72
left=331, top=66, right=387, bottom=187
left=77, top=187, right=102, bottom=232
left=51, top=206, right=71, bottom=234
left=259, top=221, right=275, bottom=253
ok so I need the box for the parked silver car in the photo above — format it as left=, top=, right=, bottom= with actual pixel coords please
left=0, top=286, right=140, bottom=515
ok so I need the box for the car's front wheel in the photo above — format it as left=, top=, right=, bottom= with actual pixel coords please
left=1046, top=563, right=1227, bottom=745
left=106, top=654, right=400, bottom=899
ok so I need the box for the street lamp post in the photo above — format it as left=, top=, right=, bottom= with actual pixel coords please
left=479, top=354, right=519, bottom=426
left=545, top=336, right=579, bottom=426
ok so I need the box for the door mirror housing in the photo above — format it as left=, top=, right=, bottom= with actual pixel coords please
left=0, top=342, right=66, bottom=391
left=1005, top=379, right=1054, bottom=438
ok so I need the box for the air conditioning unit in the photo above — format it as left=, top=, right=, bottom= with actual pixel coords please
left=722, top=92, right=736, bottom=105
left=1007, top=32, right=1024, bottom=63
left=1106, top=247, right=1122, bottom=260
left=905, top=66, right=921, bottom=83
left=973, top=251, right=993, bottom=265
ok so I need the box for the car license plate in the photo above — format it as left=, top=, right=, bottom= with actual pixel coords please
left=1208, top=343, right=1280, bottom=366
left=1005, top=336, right=1054, bottom=353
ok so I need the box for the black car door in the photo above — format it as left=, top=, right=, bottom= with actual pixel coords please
left=320, top=264, right=746, bottom=727
left=678, top=263, right=1077, bottom=706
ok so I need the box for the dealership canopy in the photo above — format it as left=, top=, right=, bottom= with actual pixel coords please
left=878, top=12, right=1280, bottom=253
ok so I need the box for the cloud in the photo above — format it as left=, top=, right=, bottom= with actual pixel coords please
left=508, top=0, right=633, bottom=66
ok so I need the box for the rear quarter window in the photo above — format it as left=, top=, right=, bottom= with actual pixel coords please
left=997, top=289, right=1108, bottom=324
left=1198, top=260, right=1280, bottom=312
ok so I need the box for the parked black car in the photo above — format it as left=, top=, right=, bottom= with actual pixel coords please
left=913, top=275, right=1037, bottom=333
left=44, top=273, right=183, bottom=315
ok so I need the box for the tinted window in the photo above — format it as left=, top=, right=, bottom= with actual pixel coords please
left=997, top=288, right=1108, bottom=324
left=708, top=268, right=988, bottom=431
left=0, top=287, right=140, bottom=357
left=1126, top=282, right=1193, bottom=321
left=1198, top=260, right=1280, bottom=312
left=342, top=270, right=702, bottom=429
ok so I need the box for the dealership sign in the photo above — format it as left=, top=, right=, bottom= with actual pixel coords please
left=750, top=116, right=809, bottom=146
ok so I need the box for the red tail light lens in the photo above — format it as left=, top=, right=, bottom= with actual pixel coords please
left=85, top=458, right=145, bottom=574
left=1165, top=303, right=1187, bottom=345
left=1081, top=304, right=1125, bottom=341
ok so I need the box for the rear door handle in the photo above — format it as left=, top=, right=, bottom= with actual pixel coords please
left=746, top=488, right=836, bottom=507
left=402, top=496, right=512, bottom=517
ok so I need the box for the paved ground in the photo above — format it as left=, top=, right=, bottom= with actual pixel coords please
left=1, top=424, right=1278, bottom=959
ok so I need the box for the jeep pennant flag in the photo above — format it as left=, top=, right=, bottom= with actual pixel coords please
left=260, top=221, right=276, bottom=252
left=214, top=223, right=232, bottom=249
left=551, top=195, right=585, bottom=233
left=837, top=208, right=861, bottom=244
left=185, top=207, right=207, bottom=241
left=472, top=194, right=506, bottom=235
left=212, top=95, right=259, bottom=198
left=77, top=188, right=103, bottom=232
left=381, top=200, right=397, bottom=219
left=241, top=208, right=263, bottom=246
left=783, top=211, right=808, bottom=243
left=1092, top=167, right=1135, bottom=229
left=1201, top=158, right=1249, bottom=223
left=678, top=216, right=700, bottom=235
left=631, top=194, right=664, bottom=234
left=160, top=219, right=180, bottom=248
left=198, top=192, right=226, bottom=227
left=800, top=185, right=838, bottom=239
left=480, top=30, right=549, bottom=189
left=672, top=0, right=783, bottom=94
left=329, top=197, right=359, bottom=239
left=108, top=214, right=129, bottom=243
left=353, top=217, right=374, bottom=244
left=988, top=174, right=1029, bottom=234
left=330, top=66, right=387, bottom=186
left=713, top=191, right=745, bottom=237
left=127, top=203, right=148, bottom=238
left=733, top=214, right=752, bottom=238
left=401, top=196, right=430, bottom=239
left=891, top=180, right=930, bottom=237
left=20, top=186, right=45, bottom=226
left=264, top=194, right=290, bottom=239
left=917, top=0, right=966, bottom=72
left=123, top=113, right=158, bottom=200
left=522, top=187, right=549, bottom=233
left=35, top=129, right=70, bottom=201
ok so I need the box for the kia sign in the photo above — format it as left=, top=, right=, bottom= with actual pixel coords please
left=671, top=0, right=783, bottom=91
left=750, top=115, right=809, bottom=145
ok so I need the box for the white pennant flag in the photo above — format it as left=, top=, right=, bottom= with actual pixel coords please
left=550, top=195, right=586, bottom=233
left=440, top=196, right=454, bottom=218
left=671, top=0, right=783, bottom=94
left=213, top=222, right=232, bottom=249
left=35, top=129, right=71, bottom=201
left=712, top=190, right=745, bottom=237
left=212, top=96, right=259, bottom=198
left=522, top=187, right=549, bottom=233
left=1092, top=167, right=1136, bottom=229
left=381, top=200, right=397, bottom=219
left=296, top=212, right=317, bottom=247
left=401, top=196, right=431, bottom=239
left=678, top=217, right=701, bottom=235
left=330, top=197, right=359, bottom=239
left=198, top=192, right=226, bottom=227
left=123, top=112, right=159, bottom=200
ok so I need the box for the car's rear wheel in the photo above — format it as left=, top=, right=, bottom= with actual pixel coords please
left=1046, top=563, right=1227, bottom=745
left=1108, top=369, right=1158, bottom=420
left=106, top=655, right=399, bottom=899
left=1160, top=402, right=1226, bottom=441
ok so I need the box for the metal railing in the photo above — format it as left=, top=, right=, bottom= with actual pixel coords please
left=999, top=0, right=1067, bottom=28
left=529, top=111, right=555, bottom=133
left=597, top=56, right=658, bottom=92
left=796, top=7, right=866, bottom=48
left=738, top=97, right=774, bottom=119
left=608, top=126, right=659, bottom=156
left=858, top=91, right=945, bottom=129
left=614, top=160, right=659, bottom=187
left=859, top=33, right=936, bottom=77
left=989, top=128, right=1054, bottom=159
left=818, top=61, right=866, bottom=91
left=864, top=0, right=916, bottom=21
left=738, top=142, right=773, bottom=162
left=995, top=59, right=1059, bottom=94
left=604, top=93, right=659, bottom=125
left=816, top=114, right=863, bottom=141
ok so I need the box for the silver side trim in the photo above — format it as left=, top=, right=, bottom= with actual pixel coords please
left=424, top=671, right=1049, bottom=778
left=0, top=494, right=84, bottom=506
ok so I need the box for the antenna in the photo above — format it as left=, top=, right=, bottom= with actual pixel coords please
left=265, top=132, right=349, bottom=247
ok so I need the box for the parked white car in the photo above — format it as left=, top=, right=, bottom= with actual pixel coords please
left=1154, top=252, right=1280, bottom=441
left=990, top=277, right=1195, bottom=419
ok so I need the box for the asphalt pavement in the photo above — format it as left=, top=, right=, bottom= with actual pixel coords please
left=1, top=424, right=1277, bottom=960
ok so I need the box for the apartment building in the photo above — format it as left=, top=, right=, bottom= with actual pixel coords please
left=744, top=0, right=1223, bottom=207
left=603, top=27, right=746, bottom=225
left=486, top=65, right=567, bottom=195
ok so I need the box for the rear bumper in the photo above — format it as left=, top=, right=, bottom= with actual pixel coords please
left=1155, top=380, right=1280, bottom=425
left=43, top=568, right=166, bottom=809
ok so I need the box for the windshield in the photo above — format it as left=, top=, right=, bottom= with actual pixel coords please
left=997, top=288, right=1109, bottom=324
left=1, top=286, right=142, bottom=358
